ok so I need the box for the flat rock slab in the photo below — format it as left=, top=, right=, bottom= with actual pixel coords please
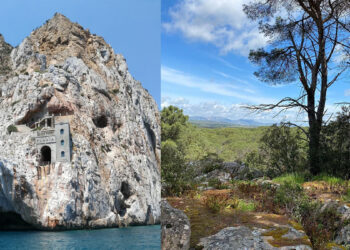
left=161, top=200, right=191, bottom=250
left=197, top=226, right=312, bottom=250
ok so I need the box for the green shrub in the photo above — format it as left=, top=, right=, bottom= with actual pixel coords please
left=245, top=124, right=308, bottom=178
left=299, top=201, right=343, bottom=249
left=274, top=181, right=307, bottom=217
left=161, top=139, right=195, bottom=196
left=203, top=193, right=237, bottom=213
left=273, top=182, right=344, bottom=248
left=111, top=88, right=119, bottom=95
left=320, top=106, right=350, bottom=178
left=273, top=173, right=306, bottom=185
left=7, top=125, right=18, bottom=134
left=207, top=178, right=228, bottom=189
left=237, top=200, right=255, bottom=212
left=200, top=153, right=223, bottom=173
left=342, top=188, right=350, bottom=202
left=161, top=106, right=196, bottom=196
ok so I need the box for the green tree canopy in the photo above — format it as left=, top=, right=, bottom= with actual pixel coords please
left=244, top=0, right=350, bottom=175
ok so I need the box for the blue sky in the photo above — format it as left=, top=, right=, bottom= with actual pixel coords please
left=0, top=0, right=160, bottom=105
left=161, top=0, right=350, bottom=123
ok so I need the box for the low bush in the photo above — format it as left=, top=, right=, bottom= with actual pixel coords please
left=235, top=181, right=261, bottom=195
left=202, top=192, right=239, bottom=213
left=244, top=124, right=308, bottom=178
left=272, top=182, right=345, bottom=248
left=237, top=200, right=255, bottom=212
left=274, top=182, right=308, bottom=217
left=200, top=153, right=223, bottom=174
left=320, top=106, right=350, bottom=178
left=342, top=188, right=350, bottom=203
left=207, top=178, right=229, bottom=189
left=7, top=125, right=18, bottom=134
left=300, top=201, right=343, bottom=248
left=203, top=194, right=230, bottom=213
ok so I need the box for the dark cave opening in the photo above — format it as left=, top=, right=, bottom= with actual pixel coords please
left=0, top=212, right=34, bottom=231
left=144, top=121, right=156, bottom=151
left=40, top=146, right=51, bottom=164
left=92, top=115, right=108, bottom=128
left=121, top=181, right=131, bottom=199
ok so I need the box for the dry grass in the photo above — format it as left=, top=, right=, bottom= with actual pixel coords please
left=167, top=190, right=306, bottom=249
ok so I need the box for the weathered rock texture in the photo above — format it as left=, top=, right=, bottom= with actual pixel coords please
left=197, top=226, right=312, bottom=250
left=0, top=13, right=160, bottom=229
left=161, top=200, right=191, bottom=250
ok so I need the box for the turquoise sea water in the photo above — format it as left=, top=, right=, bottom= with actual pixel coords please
left=0, top=225, right=160, bottom=250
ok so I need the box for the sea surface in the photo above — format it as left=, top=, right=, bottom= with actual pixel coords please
left=0, top=225, right=160, bottom=250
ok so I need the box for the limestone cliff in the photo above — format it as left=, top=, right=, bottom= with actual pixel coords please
left=0, top=13, right=160, bottom=229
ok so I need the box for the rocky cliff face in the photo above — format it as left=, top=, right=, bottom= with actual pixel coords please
left=0, top=13, right=160, bottom=229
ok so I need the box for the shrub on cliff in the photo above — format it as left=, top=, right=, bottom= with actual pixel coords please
left=7, top=125, right=18, bottom=134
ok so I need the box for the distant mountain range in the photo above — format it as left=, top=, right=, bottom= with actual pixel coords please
left=189, top=116, right=272, bottom=128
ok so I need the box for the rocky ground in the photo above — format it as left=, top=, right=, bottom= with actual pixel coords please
left=161, top=200, right=191, bottom=250
left=164, top=171, right=350, bottom=249
left=0, top=13, right=160, bottom=229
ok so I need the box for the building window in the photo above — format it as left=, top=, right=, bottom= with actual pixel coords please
left=60, top=129, right=64, bottom=135
left=61, top=140, right=64, bottom=146
left=61, top=151, right=65, bottom=157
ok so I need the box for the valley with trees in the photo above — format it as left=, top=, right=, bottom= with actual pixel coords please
left=162, top=105, right=350, bottom=249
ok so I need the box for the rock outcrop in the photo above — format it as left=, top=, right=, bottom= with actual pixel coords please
left=0, top=34, right=12, bottom=76
left=195, top=161, right=263, bottom=190
left=321, top=201, right=350, bottom=247
left=0, top=13, right=160, bottom=229
left=161, top=200, right=191, bottom=250
left=335, top=225, right=350, bottom=247
left=197, top=226, right=312, bottom=250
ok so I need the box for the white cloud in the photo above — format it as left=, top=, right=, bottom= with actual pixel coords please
left=161, top=96, right=310, bottom=124
left=345, top=89, right=350, bottom=97
left=161, top=66, right=274, bottom=103
left=163, top=0, right=267, bottom=56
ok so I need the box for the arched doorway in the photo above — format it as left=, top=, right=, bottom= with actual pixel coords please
left=40, top=146, right=51, bottom=165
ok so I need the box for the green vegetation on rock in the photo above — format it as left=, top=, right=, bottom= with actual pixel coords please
left=7, top=125, right=18, bottom=134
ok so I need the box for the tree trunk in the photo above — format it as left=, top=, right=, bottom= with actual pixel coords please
left=308, top=115, right=322, bottom=175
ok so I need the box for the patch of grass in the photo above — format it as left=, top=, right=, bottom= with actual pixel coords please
left=237, top=200, right=255, bottom=212
left=312, top=173, right=346, bottom=185
left=273, top=173, right=306, bottom=185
